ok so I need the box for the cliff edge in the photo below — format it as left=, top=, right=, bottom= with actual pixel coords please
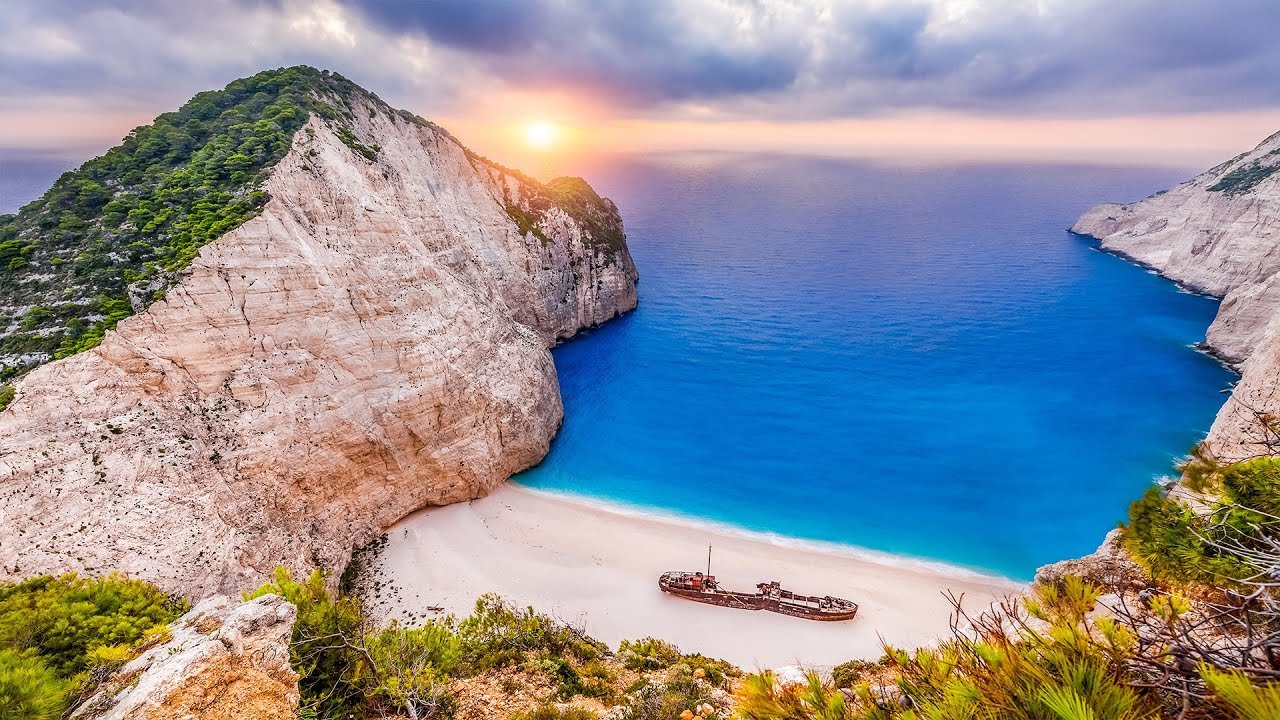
left=0, top=68, right=638, bottom=598
left=1073, top=131, right=1280, bottom=462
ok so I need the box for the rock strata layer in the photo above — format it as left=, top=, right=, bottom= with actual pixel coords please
left=1073, top=131, right=1280, bottom=462
left=0, top=94, right=638, bottom=597
left=72, top=594, right=299, bottom=720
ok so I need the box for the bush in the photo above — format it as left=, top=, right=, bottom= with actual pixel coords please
left=0, top=649, right=69, bottom=720
left=0, top=574, right=183, bottom=719
left=361, top=623, right=461, bottom=719
left=830, top=659, right=879, bottom=690
left=0, top=573, right=184, bottom=677
left=247, top=568, right=366, bottom=719
left=734, top=670, right=846, bottom=720
left=735, top=579, right=1158, bottom=720
left=247, top=569, right=483, bottom=719
left=625, top=672, right=726, bottom=720
left=458, top=595, right=604, bottom=673
left=1122, top=456, right=1280, bottom=586
left=617, top=637, right=682, bottom=671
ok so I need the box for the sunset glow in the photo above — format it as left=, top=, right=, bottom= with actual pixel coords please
left=524, top=121, right=560, bottom=150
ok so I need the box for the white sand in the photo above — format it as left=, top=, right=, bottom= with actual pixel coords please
left=366, top=484, right=1025, bottom=669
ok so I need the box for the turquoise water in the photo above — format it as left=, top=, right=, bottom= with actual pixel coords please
left=517, top=154, right=1236, bottom=580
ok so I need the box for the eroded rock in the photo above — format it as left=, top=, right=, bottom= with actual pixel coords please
left=73, top=594, right=298, bottom=720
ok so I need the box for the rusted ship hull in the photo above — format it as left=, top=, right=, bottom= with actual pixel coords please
left=658, top=572, right=858, bottom=621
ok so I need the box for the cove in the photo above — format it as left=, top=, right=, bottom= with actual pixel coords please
left=516, top=153, right=1236, bottom=580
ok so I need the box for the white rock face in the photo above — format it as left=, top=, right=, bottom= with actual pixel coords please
left=0, top=100, right=638, bottom=597
left=1073, top=132, right=1280, bottom=461
left=72, top=594, right=299, bottom=720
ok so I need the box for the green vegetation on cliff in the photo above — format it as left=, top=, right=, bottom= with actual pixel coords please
left=0, top=574, right=187, bottom=719
left=249, top=569, right=736, bottom=720
left=0, top=66, right=629, bottom=386
left=466, top=152, right=629, bottom=264
left=1208, top=150, right=1280, bottom=195
left=0, top=66, right=387, bottom=381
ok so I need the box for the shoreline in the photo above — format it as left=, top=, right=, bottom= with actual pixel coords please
left=514, top=484, right=1018, bottom=583
left=363, top=483, right=1025, bottom=669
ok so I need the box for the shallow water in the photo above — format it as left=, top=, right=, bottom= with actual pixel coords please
left=517, top=153, right=1235, bottom=580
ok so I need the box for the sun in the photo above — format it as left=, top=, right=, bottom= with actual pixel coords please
left=524, top=121, right=560, bottom=149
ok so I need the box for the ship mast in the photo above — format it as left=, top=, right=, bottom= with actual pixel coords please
left=707, top=543, right=712, bottom=576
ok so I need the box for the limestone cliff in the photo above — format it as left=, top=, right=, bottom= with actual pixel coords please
left=0, top=71, right=638, bottom=598
left=1073, top=132, right=1280, bottom=462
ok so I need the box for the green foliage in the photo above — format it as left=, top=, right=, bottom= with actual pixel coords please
left=831, top=659, right=880, bottom=690
left=360, top=622, right=461, bottom=718
left=627, top=671, right=727, bottom=720
left=0, top=574, right=182, bottom=719
left=0, top=66, right=387, bottom=381
left=735, top=670, right=847, bottom=720
left=252, top=571, right=620, bottom=719
left=734, top=579, right=1159, bottom=720
left=0, top=384, right=13, bottom=411
left=1121, top=457, right=1280, bottom=586
left=1209, top=153, right=1280, bottom=195
left=0, top=573, right=185, bottom=677
left=0, top=649, right=69, bottom=720
left=457, top=594, right=605, bottom=673
left=335, top=126, right=381, bottom=161
left=889, top=578, right=1155, bottom=720
left=466, top=151, right=627, bottom=263
left=1202, top=667, right=1280, bottom=720
left=545, top=177, right=629, bottom=260
left=618, top=637, right=683, bottom=671
left=247, top=567, right=367, bottom=719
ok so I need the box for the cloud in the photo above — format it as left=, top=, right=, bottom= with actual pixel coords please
left=1, top=0, right=1279, bottom=146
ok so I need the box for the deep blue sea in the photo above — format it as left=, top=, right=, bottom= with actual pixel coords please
left=0, top=151, right=1235, bottom=581
left=515, top=153, right=1235, bottom=580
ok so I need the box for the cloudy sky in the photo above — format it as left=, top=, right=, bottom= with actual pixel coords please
left=4, top=0, right=1280, bottom=168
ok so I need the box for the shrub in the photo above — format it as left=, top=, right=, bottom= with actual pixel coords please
left=0, top=573, right=184, bottom=677
left=247, top=568, right=366, bottom=719
left=1203, top=666, right=1280, bottom=720
left=829, top=659, right=879, bottom=690
left=457, top=595, right=604, bottom=673
left=1122, top=456, right=1280, bottom=586
left=734, top=670, right=846, bottom=720
left=361, top=623, right=461, bottom=719
left=617, top=637, right=682, bottom=671
left=735, top=579, right=1159, bottom=720
left=0, top=649, right=68, bottom=720
left=625, top=672, right=726, bottom=720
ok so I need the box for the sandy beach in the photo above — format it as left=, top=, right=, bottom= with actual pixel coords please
left=364, top=483, right=1025, bottom=669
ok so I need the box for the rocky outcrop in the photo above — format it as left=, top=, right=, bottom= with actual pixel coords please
left=1033, top=529, right=1146, bottom=592
left=1073, top=131, right=1280, bottom=462
left=0, top=90, right=638, bottom=598
left=73, top=594, right=298, bottom=720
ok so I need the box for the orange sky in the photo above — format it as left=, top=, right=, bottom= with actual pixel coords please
left=5, top=102, right=1280, bottom=179
left=437, top=109, right=1280, bottom=179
